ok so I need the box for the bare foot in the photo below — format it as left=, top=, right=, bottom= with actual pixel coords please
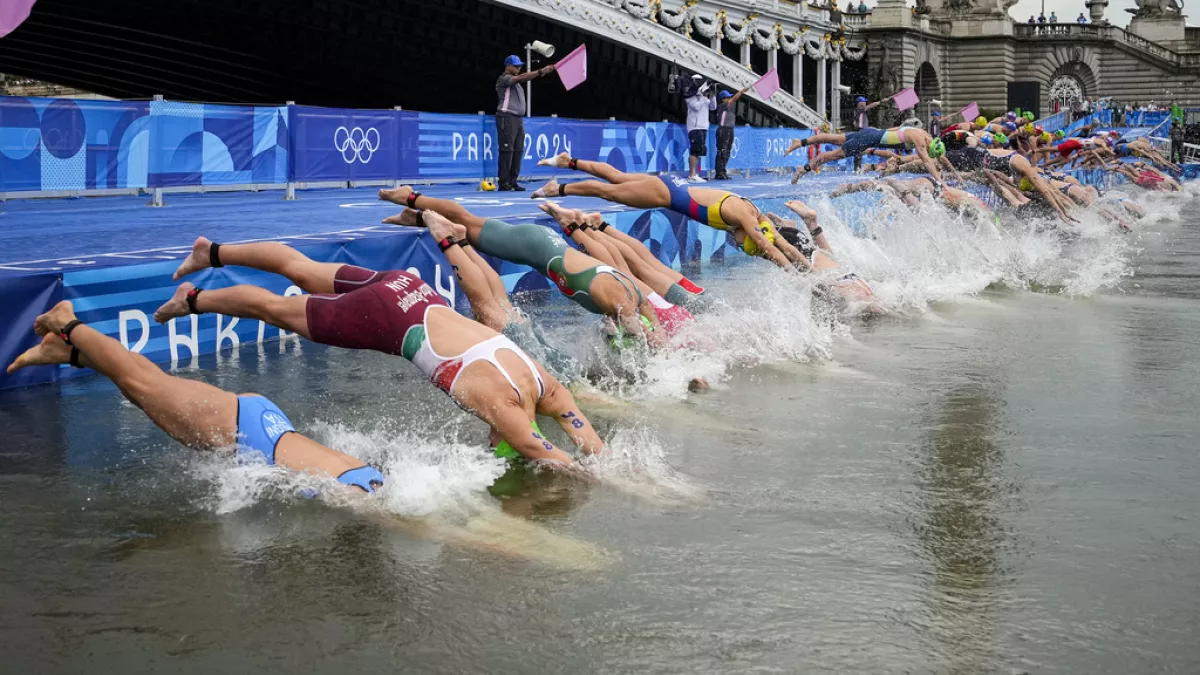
left=383, top=209, right=425, bottom=228
left=784, top=200, right=816, bottom=222
left=34, top=301, right=78, bottom=337
left=154, top=283, right=196, bottom=324
left=6, top=333, right=72, bottom=374
left=783, top=138, right=806, bottom=157
left=531, top=179, right=560, bottom=199
left=378, top=186, right=414, bottom=205
left=791, top=165, right=809, bottom=184
left=538, top=152, right=572, bottom=169
left=423, top=211, right=457, bottom=241
left=582, top=212, right=605, bottom=229
left=173, top=237, right=213, bottom=281
left=538, top=201, right=574, bottom=227
left=765, top=212, right=796, bottom=229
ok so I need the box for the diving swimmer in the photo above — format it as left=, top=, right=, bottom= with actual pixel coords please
left=528, top=153, right=812, bottom=270
left=7, top=301, right=386, bottom=494
left=157, top=233, right=604, bottom=469
left=786, top=126, right=945, bottom=182
left=379, top=185, right=663, bottom=345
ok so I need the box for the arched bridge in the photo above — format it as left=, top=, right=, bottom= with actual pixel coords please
left=0, top=0, right=872, bottom=129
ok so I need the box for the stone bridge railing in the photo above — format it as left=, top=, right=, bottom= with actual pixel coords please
left=1011, top=23, right=1199, bottom=68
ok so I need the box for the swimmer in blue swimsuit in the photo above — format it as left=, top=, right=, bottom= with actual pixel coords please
left=7, top=301, right=386, bottom=494
left=527, top=153, right=809, bottom=269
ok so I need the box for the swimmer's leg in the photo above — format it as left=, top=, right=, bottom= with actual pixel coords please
left=23, top=303, right=237, bottom=449
left=534, top=177, right=669, bottom=209
left=174, top=238, right=343, bottom=294
left=425, top=212, right=509, bottom=331
left=382, top=188, right=489, bottom=235
left=17, top=305, right=378, bottom=488
left=154, top=282, right=312, bottom=339
left=541, top=154, right=653, bottom=185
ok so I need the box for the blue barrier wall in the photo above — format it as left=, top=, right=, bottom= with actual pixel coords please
left=1, top=95, right=811, bottom=194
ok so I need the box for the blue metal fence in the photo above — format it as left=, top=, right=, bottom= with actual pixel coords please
left=0, top=95, right=813, bottom=196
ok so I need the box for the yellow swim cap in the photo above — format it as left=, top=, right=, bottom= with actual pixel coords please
left=1024, top=123, right=1035, bottom=133
left=480, top=180, right=497, bottom=192
left=1040, top=132, right=1052, bottom=143
left=742, top=220, right=777, bottom=257
left=1018, top=176, right=1034, bottom=191
left=975, top=116, right=988, bottom=127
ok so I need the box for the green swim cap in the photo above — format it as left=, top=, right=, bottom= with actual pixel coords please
left=1054, top=129, right=1065, bottom=139
left=1023, top=111, right=1036, bottom=120
left=606, top=314, right=654, bottom=350
left=494, top=420, right=546, bottom=460
left=993, top=132, right=1009, bottom=146
left=928, top=137, right=946, bottom=158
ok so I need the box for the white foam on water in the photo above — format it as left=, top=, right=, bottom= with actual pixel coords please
left=309, top=419, right=507, bottom=518
left=580, top=423, right=706, bottom=503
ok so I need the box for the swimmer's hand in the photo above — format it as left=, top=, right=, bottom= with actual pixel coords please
left=534, top=459, right=596, bottom=483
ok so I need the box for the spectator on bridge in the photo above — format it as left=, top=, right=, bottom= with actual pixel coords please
left=714, top=86, right=751, bottom=180
left=1077, top=12, right=1088, bottom=23
left=1049, top=11, right=1058, bottom=22
left=1170, top=121, right=1185, bottom=164
left=1028, top=15, right=1036, bottom=23
left=685, top=75, right=717, bottom=182
left=495, top=54, right=555, bottom=192
left=1037, top=12, right=1046, bottom=22
left=858, top=0, right=868, bottom=12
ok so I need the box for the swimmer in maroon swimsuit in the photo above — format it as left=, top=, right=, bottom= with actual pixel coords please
left=155, top=218, right=605, bottom=470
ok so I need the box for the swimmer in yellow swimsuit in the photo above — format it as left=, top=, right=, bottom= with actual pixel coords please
left=530, top=153, right=813, bottom=270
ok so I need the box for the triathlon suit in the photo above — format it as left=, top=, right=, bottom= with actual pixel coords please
left=843, top=126, right=917, bottom=157
left=940, top=130, right=973, bottom=151
left=1056, top=138, right=1087, bottom=158
left=946, top=146, right=988, bottom=172
left=236, top=393, right=385, bottom=493
left=645, top=292, right=694, bottom=337
left=659, top=175, right=734, bottom=228
left=475, top=219, right=642, bottom=315
left=1137, top=170, right=1167, bottom=190
left=306, top=265, right=544, bottom=403
left=658, top=176, right=777, bottom=257
left=982, top=150, right=1015, bottom=175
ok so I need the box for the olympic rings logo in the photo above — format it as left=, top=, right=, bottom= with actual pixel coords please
left=334, top=126, right=380, bottom=164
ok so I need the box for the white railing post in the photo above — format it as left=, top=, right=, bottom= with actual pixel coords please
left=793, top=51, right=804, bottom=101
left=831, top=59, right=841, bottom=131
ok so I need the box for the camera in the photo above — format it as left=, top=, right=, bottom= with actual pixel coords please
left=677, top=73, right=711, bottom=99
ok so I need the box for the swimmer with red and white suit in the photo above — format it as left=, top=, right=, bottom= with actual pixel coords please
left=156, top=215, right=605, bottom=470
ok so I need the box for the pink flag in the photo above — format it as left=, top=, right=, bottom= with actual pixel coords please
left=891, top=87, right=920, bottom=112
left=0, top=0, right=37, bottom=38
left=752, top=68, right=781, bottom=100
left=958, top=101, right=980, bottom=122
left=556, top=44, right=588, bottom=91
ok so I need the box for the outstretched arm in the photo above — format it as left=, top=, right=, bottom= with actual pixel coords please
left=535, top=373, right=605, bottom=456
left=727, top=84, right=752, bottom=105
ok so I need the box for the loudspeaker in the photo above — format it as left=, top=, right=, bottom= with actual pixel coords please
left=1007, top=82, right=1041, bottom=118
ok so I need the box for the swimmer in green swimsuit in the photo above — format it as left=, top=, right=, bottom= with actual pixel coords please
left=7, top=301, right=386, bottom=494
left=385, top=209, right=584, bottom=385
left=380, top=186, right=663, bottom=347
